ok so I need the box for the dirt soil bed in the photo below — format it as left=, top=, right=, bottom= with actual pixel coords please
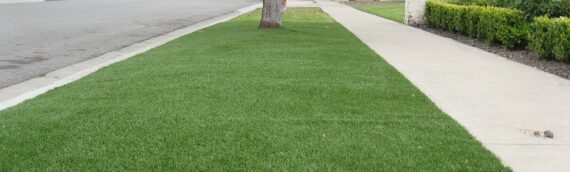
left=418, top=26, right=570, bottom=80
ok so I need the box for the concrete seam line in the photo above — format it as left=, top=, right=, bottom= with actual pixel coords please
left=0, top=3, right=262, bottom=111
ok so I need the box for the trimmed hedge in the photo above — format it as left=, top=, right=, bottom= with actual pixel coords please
left=451, top=0, right=570, bottom=18
left=529, top=17, right=570, bottom=61
left=426, top=0, right=528, bottom=49
left=426, top=0, right=570, bottom=61
left=451, top=0, right=517, bottom=8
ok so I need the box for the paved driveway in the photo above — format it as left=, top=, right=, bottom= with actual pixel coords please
left=0, top=0, right=258, bottom=88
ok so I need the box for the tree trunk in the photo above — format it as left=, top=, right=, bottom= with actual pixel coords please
left=281, top=0, right=287, bottom=15
left=259, top=0, right=284, bottom=29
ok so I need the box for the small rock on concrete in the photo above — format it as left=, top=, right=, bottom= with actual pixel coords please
left=533, top=131, right=541, bottom=137
left=544, top=130, right=554, bottom=138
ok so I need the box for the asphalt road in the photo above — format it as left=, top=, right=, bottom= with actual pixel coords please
left=0, top=0, right=258, bottom=89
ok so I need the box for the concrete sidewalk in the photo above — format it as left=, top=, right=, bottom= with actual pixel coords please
left=319, top=1, right=570, bottom=171
left=0, top=0, right=43, bottom=4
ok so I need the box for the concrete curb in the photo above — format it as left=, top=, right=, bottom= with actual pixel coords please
left=0, top=0, right=43, bottom=4
left=0, top=3, right=262, bottom=111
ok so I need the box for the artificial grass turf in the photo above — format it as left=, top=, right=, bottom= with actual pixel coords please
left=354, top=2, right=406, bottom=23
left=0, top=8, right=509, bottom=171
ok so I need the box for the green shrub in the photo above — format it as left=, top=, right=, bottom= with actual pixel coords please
left=450, top=0, right=570, bottom=17
left=529, top=17, right=570, bottom=61
left=426, top=0, right=528, bottom=49
left=451, top=0, right=516, bottom=7
left=514, top=0, right=570, bottom=18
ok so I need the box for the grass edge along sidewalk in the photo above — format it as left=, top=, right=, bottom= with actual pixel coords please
left=0, top=8, right=509, bottom=171
left=344, top=1, right=406, bottom=23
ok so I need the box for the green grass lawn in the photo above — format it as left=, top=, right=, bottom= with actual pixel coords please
left=0, top=8, right=509, bottom=171
left=346, top=1, right=406, bottom=23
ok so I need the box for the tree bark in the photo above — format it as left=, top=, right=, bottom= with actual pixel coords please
left=259, top=0, right=284, bottom=29
left=281, top=0, right=287, bottom=15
